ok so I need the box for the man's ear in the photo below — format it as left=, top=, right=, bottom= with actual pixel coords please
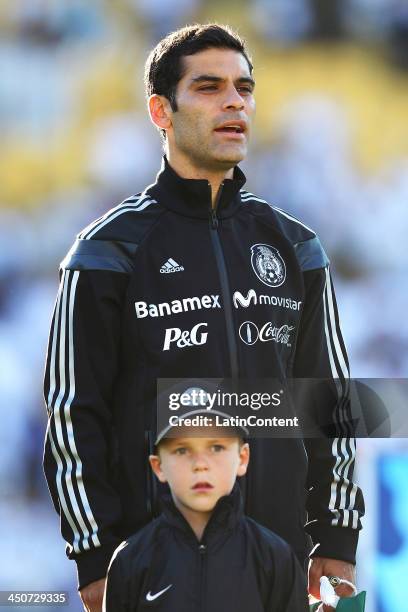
left=237, top=443, right=250, bottom=477
left=148, top=94, right=172, bottom=133
left=149, top=454, right=167, bottom=483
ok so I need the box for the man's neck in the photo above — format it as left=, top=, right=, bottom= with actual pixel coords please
left=166, top=149, right=234, bottom=208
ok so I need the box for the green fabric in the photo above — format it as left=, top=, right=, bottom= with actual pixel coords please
left=337, top=592, right=366, bottom=611
left=309, top=591, right=366, bottom=611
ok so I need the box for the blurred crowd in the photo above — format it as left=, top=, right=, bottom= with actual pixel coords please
left=0, top=1, right=407, bottom=610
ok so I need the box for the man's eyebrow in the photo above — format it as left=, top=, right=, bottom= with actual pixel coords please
left=191, top=75, right=255, bottom=88
left=236, top=77, right=256, bottom=88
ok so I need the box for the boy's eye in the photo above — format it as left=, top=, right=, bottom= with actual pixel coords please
left=211, top=444, right=225, bottom=452
left=174, top=447, right=188, bottom=455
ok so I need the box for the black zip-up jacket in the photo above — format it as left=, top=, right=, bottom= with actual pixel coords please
left=103, top=484, right=309, bottom=612
left=43, top=157, right=364, bottom=589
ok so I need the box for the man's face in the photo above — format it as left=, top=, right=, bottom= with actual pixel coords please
left=150, top=427, right=249, bottom=516
left=167, top=48, right=255, bottom=170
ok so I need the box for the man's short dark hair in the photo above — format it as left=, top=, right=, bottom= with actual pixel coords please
left=144, top=23, right=253, bottom=112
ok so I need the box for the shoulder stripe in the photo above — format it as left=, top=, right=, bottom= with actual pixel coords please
left=241, top=190, right=316, bottom=235
left=85, top=198, right=157, bottom=239
left=80, top=193, right=156, bottom=240
left=78, top=193, right=143, bottom=239
left=272, top=206, right=315, bottom=234
left=240, top=190, right=269, bottom=205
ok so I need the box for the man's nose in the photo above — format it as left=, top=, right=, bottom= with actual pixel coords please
left=222, top=85, right=245, bottom=111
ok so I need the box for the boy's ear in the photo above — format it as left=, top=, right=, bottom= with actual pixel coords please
left=237, top=442, right=250, bottom=477
left=149, top=454, right=168, bottom=483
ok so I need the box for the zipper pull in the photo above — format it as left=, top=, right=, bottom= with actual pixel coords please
left=199, top=544, right=207, bottom=555
left=210, top=209, right=218, bottom=229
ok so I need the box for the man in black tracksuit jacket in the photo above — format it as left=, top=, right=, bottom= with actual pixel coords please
left=43, top=24, right=364, bottom=608
left=103, top=484, right=309, bottom=612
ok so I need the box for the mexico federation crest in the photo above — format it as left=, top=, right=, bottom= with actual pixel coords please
left=250, top=244, right=286, bottom=288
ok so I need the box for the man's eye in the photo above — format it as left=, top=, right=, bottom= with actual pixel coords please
left=238, top=87, right=253, bottom=94
left=199, top=85, right=218, bottom=91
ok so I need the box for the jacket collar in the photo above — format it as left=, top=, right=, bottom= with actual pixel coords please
left=160, top=482, right=244, bottom=545
left=146, top=156, right=246, bottom=220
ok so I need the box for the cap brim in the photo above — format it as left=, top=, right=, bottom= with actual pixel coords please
left=155, top=408, right=249, bottom=445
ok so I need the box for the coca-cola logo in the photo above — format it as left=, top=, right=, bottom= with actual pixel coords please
left=239, top=320, right=295, bottom=347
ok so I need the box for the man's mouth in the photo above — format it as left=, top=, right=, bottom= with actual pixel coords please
left=214, top=126, right=245, bottom=134
left=214, top=120, right=247, bottom=135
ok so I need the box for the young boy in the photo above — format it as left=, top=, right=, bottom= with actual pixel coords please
left=103, top=415, right=309, bottom=611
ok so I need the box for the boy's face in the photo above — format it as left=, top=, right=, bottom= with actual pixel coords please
left=149, top=426, right=249, bottom=517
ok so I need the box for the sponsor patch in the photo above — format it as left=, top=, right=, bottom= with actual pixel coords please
left=239, top=320, right=295, bottom=347
left=233, top=289, right=301, bottom=311
left=163, top=322, right=208, bottom=351
left=135, top=295, right=221, bottom=318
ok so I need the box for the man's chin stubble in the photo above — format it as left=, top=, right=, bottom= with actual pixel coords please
left=196, top=147, right=246, bottom=172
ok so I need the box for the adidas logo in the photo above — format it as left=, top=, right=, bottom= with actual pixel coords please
left=160, top=258, right=184, bottom=274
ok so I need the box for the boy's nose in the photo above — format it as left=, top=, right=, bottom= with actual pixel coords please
left=192, top=453, right=209, bottom=470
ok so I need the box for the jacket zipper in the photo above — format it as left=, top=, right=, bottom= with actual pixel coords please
left=208, top=183, right=239, bottom=379
left=198, top=543, right=207, bottom=612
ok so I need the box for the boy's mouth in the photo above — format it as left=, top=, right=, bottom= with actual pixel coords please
left=192, top=482, right=214, bottom=491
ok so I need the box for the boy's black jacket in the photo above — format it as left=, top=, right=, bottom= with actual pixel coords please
left=103, top=484, right=309, bottom=612
left=43, top=157, right=364, bottom=589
